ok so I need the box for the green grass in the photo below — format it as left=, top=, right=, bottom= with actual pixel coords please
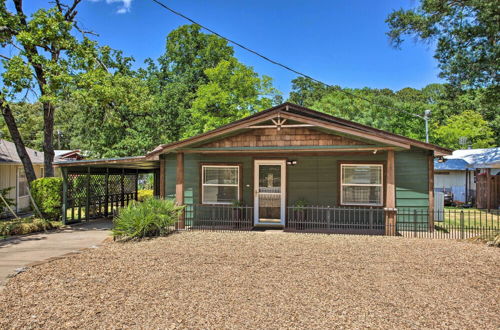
left=439, top=207, right=500, bottom=229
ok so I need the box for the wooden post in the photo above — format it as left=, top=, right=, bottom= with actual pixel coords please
left=62, top=167, right=68, bottom=224
left=104, top=168, right=109, bottom=217
left=85, top=167, right=90, bottom=221
left=428, top=155, right=435, bottom=232
left=120, top=168, right=125, bottom=207
left=159, top=158, right=165, bottom=198
left=176, top=152, right=185, bottom=229
left=486, top=168, right=491, bottom=210
left=135, top=169, right=139, bottom=201
left=385, top=150, right=397, bottom=236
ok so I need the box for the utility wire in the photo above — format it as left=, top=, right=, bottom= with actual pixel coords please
left=150, top=0, right=423, bottom=119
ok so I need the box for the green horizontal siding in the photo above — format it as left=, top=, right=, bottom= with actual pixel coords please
left=395, top=150, right=430, bottom=225
left=164, top=151, right=429, bottom=219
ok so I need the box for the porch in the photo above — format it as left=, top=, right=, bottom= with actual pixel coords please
left=166, top=150, right=411, bottom=236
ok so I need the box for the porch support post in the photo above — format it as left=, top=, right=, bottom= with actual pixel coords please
left=428, top=155, right=435, bottom=232
left=176, top=152, right=185, bottom=229
left=61, top=167, right=68, bottom=225
left=159, top=157, right=165, bottom=198
left=385, top=150, right=397, bottom=236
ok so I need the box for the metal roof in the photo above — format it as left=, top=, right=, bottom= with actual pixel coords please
left=434, top=158, right=469, bottom=171
left=434, top=147, right=500, bottom=170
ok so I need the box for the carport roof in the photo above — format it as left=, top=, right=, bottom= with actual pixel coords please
left=53, top=155, right=160, bottom=173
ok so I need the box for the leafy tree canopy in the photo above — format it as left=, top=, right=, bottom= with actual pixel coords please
left=434, top=110, right=495, bottom=149
left=386, top=0, right=499, bottom=88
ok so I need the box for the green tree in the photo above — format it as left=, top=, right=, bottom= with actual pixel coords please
left=147, top=24, right=280, bottom=140
left=0, top=0, right=102, bottom=180
left=57, top=49, right=155, bottom=157
left=185, top=58, right=278, bottom=137
left=386, top=0, right=499, bottom=88
left=434, top=110, right=495, bottom=149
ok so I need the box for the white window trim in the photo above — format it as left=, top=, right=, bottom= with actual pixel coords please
left=340, top=164, right=383, bottom=206
left=201, top=165, right=240, bottom=205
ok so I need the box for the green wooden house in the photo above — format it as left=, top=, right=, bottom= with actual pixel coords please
left=56, top=103, right=451, bottom=234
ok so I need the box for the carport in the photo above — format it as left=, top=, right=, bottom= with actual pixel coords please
left=54, top=156, right=160, bottom=224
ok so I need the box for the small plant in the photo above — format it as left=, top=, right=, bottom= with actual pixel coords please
left=112, top=198, right=184, bottom=240
left=293, top=199, right=308, bottom=211
left=137, top=189, right=154, bottom=202
left=30, top=178, right=63, bottom=220
left=232, top=200, right=245, bottom=207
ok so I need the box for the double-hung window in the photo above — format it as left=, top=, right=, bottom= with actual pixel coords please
left=202, top=165, right=240, bottom=204
left=340, top=164, right=383, bottom=206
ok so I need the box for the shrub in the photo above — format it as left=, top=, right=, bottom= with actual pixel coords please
left=30, top=177, right=63, bottom=220
left=112, top=198, right=184, bottom=240
left=0, top=217, right=63, bottom=237
left=137, top=189, right=154, bottom=202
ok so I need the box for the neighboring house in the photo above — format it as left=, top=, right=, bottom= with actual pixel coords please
left=55, top=150, right=84, bottom=161
left=434, top=147, right=500, bottom=208
left=55, top=103, right=452, bottom=234
left=54, top=150, right=84, bottom=177
left=0, top=139, right=44, bottom=214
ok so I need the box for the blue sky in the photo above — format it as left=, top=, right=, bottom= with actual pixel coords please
left=19, top=0, right=442, bottom=97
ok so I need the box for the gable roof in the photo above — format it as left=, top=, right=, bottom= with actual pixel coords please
left=0, top=139, right=44, bottom=164
left=147, top=102, right=452, bottom=156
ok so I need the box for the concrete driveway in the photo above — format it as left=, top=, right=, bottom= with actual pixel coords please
left=0, top=219, right=112, bottom=287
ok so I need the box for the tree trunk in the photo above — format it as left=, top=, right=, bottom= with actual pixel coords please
left=0, top=99, right=37, bottom=183
left=43, top=101, right=55, bottom=177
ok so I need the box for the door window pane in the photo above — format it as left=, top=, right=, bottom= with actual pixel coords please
left=258, top=164, right=282, bottom=221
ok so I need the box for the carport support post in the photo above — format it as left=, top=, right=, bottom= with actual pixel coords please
left=176, top=152, right=185, bottom=229
left=135, top=169, right=139, bottom=201
left=120, top=168, right=125, bottom=207
left=104, top=168, right=109, bottom=217
left=62, top=167, right=68, bottom=225
left=385, top=150, right=397, bottom=236
left=86, top=166, right=90, bottom=221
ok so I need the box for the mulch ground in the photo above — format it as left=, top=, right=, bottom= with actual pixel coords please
left=0, top=231, right=499, bottom=329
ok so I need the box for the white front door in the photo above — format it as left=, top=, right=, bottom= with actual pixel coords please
left=254, top=160, right=286, bottom=226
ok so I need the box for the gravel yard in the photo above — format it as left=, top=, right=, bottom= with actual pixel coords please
left=0, top=231, right=499, bottom=329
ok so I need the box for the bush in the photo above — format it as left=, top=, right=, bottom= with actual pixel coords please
left=137, top=189, right=154, bottom=202
left=30, top=178, right=63, bottom=221
left=112, top=198, right=184, bottom=240
left=0, top=217, right=63, bottom=237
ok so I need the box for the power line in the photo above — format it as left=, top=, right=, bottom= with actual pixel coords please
left=150, top=0, right=423, bottom=119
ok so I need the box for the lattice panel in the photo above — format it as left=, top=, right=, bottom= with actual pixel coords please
left=65, top=172, right=138, bottom=223
left=124, top=174, right=137, bottom=194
